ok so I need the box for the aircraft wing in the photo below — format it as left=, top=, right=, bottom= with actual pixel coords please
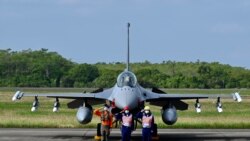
left=144, top=89, right=242, bottom=102
left=12, top=88, right=114, bottom=101
left=157, top=93, right=242, bottom=100
left=143, top=88, right=242, bottom=111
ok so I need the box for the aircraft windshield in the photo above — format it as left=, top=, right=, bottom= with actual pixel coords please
left=117, top=71, right=137, bottom=87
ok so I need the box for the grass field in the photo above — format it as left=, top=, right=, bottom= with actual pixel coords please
left=1, top=88, right=250, bottom=128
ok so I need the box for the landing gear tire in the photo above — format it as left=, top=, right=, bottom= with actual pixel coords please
left=152, top=123, right=159, bottom=140
left=94, top=123, right=101, bottom=140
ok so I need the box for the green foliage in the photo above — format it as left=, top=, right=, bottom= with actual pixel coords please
left=0, top=49, right=73, bottom=87
left=93, top=69, right=121, bottom=88
left=1, top=49, right=250, bottom=88
left=66, top=64, right=99, bottom=87
left=135, top=68, right=169, bottom=88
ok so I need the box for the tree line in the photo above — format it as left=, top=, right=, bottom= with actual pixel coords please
left=1, top=49, right=250, bottom=88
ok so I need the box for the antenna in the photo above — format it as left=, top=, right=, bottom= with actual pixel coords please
left=127, top=22, right=130, bottom=71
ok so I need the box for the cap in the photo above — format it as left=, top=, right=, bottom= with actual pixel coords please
left=144, top=106, right=150, bottom=110
left=124, top=106, right=129, bottom=110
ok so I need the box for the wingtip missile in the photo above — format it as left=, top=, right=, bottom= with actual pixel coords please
left=12, top=91, right=24, bottom=101
left=232, top=92, right=242, bottom=102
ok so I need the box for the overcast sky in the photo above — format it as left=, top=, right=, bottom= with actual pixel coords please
left=1, top=0, right=250, bottom=68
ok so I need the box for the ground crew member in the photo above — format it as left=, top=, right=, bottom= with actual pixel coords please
left=136, top=106, right=155, bottom=141
left=94, top=105, right=113, bottom=141
left=115, top=106, right=134, bottom=141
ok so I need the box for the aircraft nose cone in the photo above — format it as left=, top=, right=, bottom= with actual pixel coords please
left=115, top=87, right=138, bottom=110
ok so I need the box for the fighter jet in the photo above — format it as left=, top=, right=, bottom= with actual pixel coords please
left=12, top=23, right=242, bottom=137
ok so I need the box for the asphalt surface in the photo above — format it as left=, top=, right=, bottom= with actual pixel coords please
left=1, top=128, right=250, bottom=141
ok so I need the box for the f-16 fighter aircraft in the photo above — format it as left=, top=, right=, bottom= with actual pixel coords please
left=12, top=23, right=242, bottom=138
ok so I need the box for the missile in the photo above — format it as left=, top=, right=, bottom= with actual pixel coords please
left=195, top=99, right=201, bottom=113
left=31, top=96, right=39, bottom=112
left=12, top=91, right=24, bottom=101
left=53, top=98, right=60, bottom=112
left=233, top=92, right=242, bottom=102
left=216, top=97, right=223, bottom=113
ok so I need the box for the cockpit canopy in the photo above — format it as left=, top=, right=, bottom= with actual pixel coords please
left=117, top=71, right=137, bottom=87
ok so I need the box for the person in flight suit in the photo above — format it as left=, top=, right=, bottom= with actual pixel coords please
left=136, top=106, right=155, bottom=141
left=94, top=104, right=113, bottom=141
left=115, top=106, right=134, bottom=141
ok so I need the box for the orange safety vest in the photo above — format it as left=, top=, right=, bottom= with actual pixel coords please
left=142, top=114, right=153, bottom=128
left=94, top=109, right=113, bottom=127
left=101, top=111, right=110, bottom=121
left=122, top=114, right=133, bottom=127
left=101, top=111, right=112, bottom=126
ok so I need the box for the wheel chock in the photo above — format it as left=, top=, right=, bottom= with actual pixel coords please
left=94, top=135, right=101, bottom=140
left=152, top=135, right=160, bottom=140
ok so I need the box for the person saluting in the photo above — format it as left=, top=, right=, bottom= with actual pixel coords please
left=136, top=106, right=155, bottom=141
left=94, top=104, right=113, bottom=141
left=115, top=106, right=134, bottom=141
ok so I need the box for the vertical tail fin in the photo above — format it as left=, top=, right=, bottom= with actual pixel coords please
left=126, top=23, right=130, bottom=71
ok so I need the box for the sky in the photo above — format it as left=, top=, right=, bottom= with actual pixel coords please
left=0, top=0, right=250, bottom=68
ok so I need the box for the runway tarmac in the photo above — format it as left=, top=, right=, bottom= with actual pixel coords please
left=0, top=128, right=250, bottom=141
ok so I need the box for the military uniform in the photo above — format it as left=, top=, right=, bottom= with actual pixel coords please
left=136, top=106, right=155, bottom=141
left=116, top=107, right=134, bottom=141
left=94, top=107, right=113, bottom=141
